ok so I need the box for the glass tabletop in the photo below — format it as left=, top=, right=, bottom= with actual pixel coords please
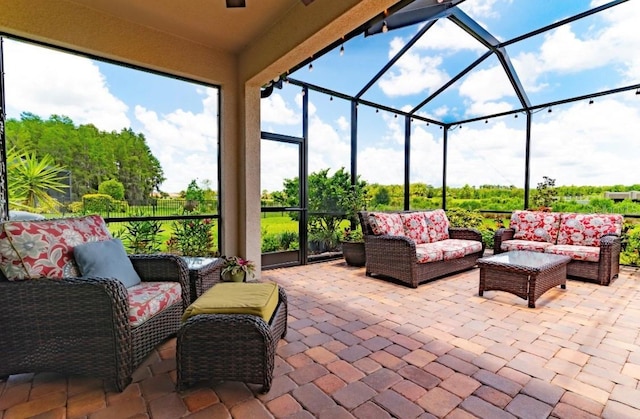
left=181, top=256, right=220, bottom=270
left=481, top=251, right=569, bottom=269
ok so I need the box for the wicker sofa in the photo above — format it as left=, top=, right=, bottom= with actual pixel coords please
left=358, top=210, right=484, bottom=288
left=0, top=215, right=190, bottom=391
left=494, top=210, right=623, bottom=285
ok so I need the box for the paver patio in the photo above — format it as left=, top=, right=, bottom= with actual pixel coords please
left=2, top=261, right=640, bottom=418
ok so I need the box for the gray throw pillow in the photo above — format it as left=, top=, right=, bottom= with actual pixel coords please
left=74, top=238, right=142, bottom=288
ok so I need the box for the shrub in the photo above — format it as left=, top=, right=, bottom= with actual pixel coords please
left=115, top=217, right=164, bottom=254
left=98, top=179, right=125, bottom=200
left=168, top=218, right=215, bottom=256
left=82, top=193, right=117, bottom=213
left=446, top=208, right=484, bottom=229
left=68, top=201, right=85, bottom=214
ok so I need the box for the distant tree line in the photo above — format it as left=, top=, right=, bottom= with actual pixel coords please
left=5, top=113, right=165, bottom=202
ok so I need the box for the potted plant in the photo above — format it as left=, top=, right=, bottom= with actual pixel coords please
left=341, top=227, right=366, bottom=267
left=220, top=256, right=256, bottom=282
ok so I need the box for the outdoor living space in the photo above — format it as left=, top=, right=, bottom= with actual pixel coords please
left=2, top=261, right=640, bottom=418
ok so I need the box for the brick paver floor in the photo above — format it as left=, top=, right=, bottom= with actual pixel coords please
left=2, top=262, right=640, bottom=418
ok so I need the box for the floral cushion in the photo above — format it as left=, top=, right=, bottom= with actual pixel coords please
left=415, top=244, right=443, bottom=263
left=368, top=212, right=405, bottom=236
left=544, top=244, right=600, bottom=263
left=400, top=212, right=431, bottom=244
left=424, top=209, right=450, bottom=242
left=501, top=239, right=555, bottom=253
left=556, top=213, right=623, bottom=247
left=424, top=240, right=466, bottom=260
left=0, top=215, right=112, bottom=280
left=510, top=211, right=561, bottom=243
left=128, top=282, right=182, bottom=327
left=439, top=239, right=483, bottom=255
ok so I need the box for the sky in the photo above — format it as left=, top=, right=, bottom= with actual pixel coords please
left=3, top=0, right=640, bottom=194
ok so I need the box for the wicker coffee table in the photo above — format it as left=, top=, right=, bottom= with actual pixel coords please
left=478, top=251, right=571, bottom=308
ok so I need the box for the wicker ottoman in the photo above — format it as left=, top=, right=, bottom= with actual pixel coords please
left=176, top=285, right=288, bottom=392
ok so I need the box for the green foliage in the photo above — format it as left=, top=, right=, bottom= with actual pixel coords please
left=82, top=193, right=119, bottom=213
left=98, top=179, right=125, bottom=200
left=68, top=201, right=85, bottom=214
left=167, top=218, right=216, bottom=256
left=481, top=229, right=496, bottom=249
left=183, top=180, right=205, bottom=212
left=621, top=223, right=640, bottom=266
left=115, top=216, right=164, bottom=254
left=6, top=147, right=69, bottom=213
left=373, top=187, right=390, bottom=206
left=261, top=235, right=281, bottom=253
left=261, top=230, right=299, bottom=252
left=341, top=227, right=364, bottom=243
left=5, top=114, right=165, bottom=201
left=280, top=168, right=367, bottom=251
left=531, top=176, right=558, bottom=209
left=446, top=208, right=484, bottom=229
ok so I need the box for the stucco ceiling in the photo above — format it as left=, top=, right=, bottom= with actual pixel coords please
left=66, top=0, right=307, bottom=53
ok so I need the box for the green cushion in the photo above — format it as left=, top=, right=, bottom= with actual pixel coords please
left=182, top=282, right=279, bottom=322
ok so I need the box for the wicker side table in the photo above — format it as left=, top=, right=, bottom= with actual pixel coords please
left=181, top=257, right=222, bottom=303
left=176, top=286, right=288, bottom=393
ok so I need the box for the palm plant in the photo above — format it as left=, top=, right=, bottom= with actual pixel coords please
left=7, top=148, right=69, bottom=213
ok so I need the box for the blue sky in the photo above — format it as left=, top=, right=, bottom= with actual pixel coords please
left=4, top=0, right=640, bottom=193
left=262, top=0, right=640, bottom=192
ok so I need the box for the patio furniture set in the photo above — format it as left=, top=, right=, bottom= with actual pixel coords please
left=0, top=214, right=287, bottom=393
left=0, top=209, right=623, bottom=392
left=359, top=209, right=623, bottom=307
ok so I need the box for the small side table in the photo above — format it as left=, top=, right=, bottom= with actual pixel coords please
left=181, top=257, right=223, bottom=302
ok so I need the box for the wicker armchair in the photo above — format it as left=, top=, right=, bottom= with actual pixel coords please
left=0, top=253, right=190, bottom=391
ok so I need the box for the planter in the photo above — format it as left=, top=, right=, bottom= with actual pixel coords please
left=262, top=250, right=299, bottom=268
left=341, top=241, right=366, bottom=267
left=221, top=271, right=246, bottom=282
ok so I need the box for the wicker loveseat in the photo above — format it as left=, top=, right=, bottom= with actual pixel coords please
left=0, top=215, right=190, bottom=391
left=494, top=210, right=623, bottom=285
left=358, top=210, right=484, bottom=288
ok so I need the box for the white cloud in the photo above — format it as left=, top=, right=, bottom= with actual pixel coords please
left=3, top=40, right=130, bottom=131
left=378, top=51, right=449, bottom=96
left=459, top=65, right=514, bottom=105
left=336, top=116, right=349, bottom=131
left=261, top=93, right=299, bottom=124
left=414, top=18, right=487, bottom=52
left=135, top=88, right=219, bottom=193
left=529, top=1, right=640, bottom=82
left=459, top=0, right=504, bottom=19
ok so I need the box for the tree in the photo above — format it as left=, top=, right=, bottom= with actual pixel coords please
left=7, top=148, right=69, bottom=213
left=532, top=176, right=558, bottom=209
left=281, top=168, right=367, bottom=245
left=373, top=186, right=390, bottom=206
left=98, top=179, right=125, bottom=200
left=5, top=114, right=165, bottom=202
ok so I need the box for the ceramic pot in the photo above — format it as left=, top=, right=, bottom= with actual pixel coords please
left=341, top=241, right=366, bottom=267
left=222, top=271, right=246, bottom=282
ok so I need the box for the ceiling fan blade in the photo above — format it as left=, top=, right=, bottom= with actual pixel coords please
left=226, top=0, right=246, bottom=7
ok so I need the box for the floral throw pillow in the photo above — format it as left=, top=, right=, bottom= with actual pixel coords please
left=400, top=212, right=431, bottom=244
left=424, top=209, right=450, bottom=242
left=511, top=210, right=561, bottom=243
left=557, top=213, right=623, bottom=247
left=368, top=212, right=405, bottom=236
left=0, top=215, right=112, bottom=280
